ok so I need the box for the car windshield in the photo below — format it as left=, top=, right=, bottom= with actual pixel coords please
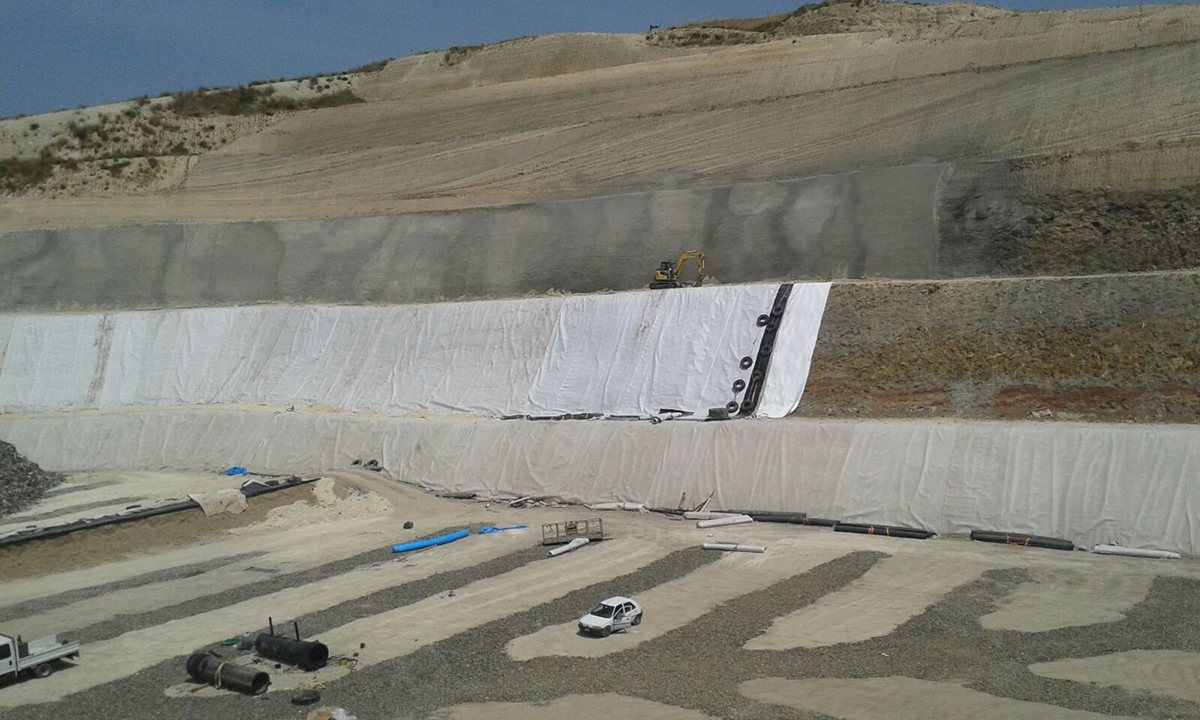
left=589, top=603, right=616, bottom=618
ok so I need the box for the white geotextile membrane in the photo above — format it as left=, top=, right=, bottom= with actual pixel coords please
left=2, top=410, right=1197, bottom=555
left=0, top=283, right=830, bottom=419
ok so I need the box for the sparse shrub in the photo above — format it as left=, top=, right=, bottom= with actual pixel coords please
left=147, top=157, right=159, bottom=168
left=169, top=85, right=262, bottom=116
left=169, top=142, right=188, bottom=155
left=346, top=59, right=388, bottom=73
left=29, top=123, right=39, bottom=130
left=0, top=156, right=56, bottom=192
left=122, top=108, right=138, bottom=118
left=287, top=89, right=365, bottom=111
left=443, top=44, right=486, bottom=66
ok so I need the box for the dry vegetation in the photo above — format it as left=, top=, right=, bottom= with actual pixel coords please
left=169, top=85, right=364, bottom=117
left=0, top=80, right=365, bottom=196
left=652, top=0, right=1012, bottom=46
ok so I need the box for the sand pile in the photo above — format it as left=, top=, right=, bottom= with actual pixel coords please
left=0, top=440, right=65, bottom=516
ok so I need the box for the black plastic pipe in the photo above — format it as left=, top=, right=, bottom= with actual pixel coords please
left=803, top=517, right=838, bottom=527
left=834, top=522, right=935, bottom=539
left=969, top=530, right=1074, bottom=551
left=255, top=634, right=329, bottom=671
left=0, top=476, right=316, bottom=548
left=186, top=653, right=270, bottom=695
left=728, top=510, right=808, bottom=525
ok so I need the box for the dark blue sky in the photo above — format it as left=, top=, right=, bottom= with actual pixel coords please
left=1, top=0, right=1191, bottom=118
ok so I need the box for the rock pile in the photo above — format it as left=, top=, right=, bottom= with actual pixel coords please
left=0, top=440, right=64, bottom=517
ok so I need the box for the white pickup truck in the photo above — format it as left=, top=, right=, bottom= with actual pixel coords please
left=1, top=633, right=80, bottom=681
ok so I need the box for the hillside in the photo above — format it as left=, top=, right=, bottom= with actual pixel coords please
left=1, top=2, right=1198, bottom=231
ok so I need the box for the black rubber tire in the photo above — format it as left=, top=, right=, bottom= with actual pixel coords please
left=771, top=304, right=785, bottom=317
left=292, top=690, right=322, bottom=706
left=33, top=664, right=53, bottom=679
left=760, top=342, right=773, bottom=356
left=725, top=401, right=739, bottom=414
left=740, top=356, right=754, bottom=370
left=767, top=319, right=779, bottom=332
left=633, top=613, right=643, bottom=626
left=601, top=627, right=612, bottom=638
left=732, top=379, right=746, bottom=393
left=741, top=399, right=754, bottom=413
left=756, top=314, right=769, bottom=327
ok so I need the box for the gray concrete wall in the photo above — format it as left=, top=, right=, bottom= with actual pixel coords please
left=0, top=164, right=950, bottom=311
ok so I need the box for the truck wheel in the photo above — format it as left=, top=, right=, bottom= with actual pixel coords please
left=633, top=612, right=643, bottom=626
left=601, top=627, right=612, bottom=638
left=33, top=663, right=54, bottom=679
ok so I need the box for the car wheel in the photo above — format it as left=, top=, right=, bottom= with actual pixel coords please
left=601, top=627, right=612, bottom=638
left=633, top=612, right=642, bottom=626
left=33, top=663, right=54, bottom=679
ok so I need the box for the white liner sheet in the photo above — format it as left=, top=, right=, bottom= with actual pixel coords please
left=2, top=409, right=1196, bottom=555
left=0, top=284, right=830, bottom=419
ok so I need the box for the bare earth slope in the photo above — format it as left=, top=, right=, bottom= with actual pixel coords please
left=2, top=4, right=1198, bottom=230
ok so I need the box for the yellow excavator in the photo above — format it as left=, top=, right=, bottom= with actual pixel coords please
left=650, top=251, right=706, bottom=289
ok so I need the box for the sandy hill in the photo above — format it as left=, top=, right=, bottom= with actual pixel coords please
left=0, top=1, right=1197, bottom=231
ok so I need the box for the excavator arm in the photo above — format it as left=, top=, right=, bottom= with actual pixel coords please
left=675, top=251, right=705, bottom=285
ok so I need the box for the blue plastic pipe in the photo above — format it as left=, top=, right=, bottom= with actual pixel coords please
left=391, top=529, right=469, bottom=554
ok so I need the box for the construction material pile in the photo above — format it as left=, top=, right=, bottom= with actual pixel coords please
left=0, top=440, right=64, bottom=516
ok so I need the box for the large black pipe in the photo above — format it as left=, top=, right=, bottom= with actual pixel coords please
left=727, top=510, right=808, bottom=525
left=186, top=654, right=270, bottom=695
left=803, top=517, right=838, bottom=527
left=970, top=530, right=1074, bottom=551
left=255, top=634, right=329, bottom=671
left=834, top=522, right=936, bottom=539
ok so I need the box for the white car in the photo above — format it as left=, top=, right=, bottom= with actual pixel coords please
left=577, top=596, right=643, bottom=637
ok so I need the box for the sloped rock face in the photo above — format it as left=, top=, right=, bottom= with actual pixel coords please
left=0, top=440, right=65, bottom=517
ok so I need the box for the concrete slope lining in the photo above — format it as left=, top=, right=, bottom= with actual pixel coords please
left=0, top=167, right=943, bottom=310
left=2, top=408, right=1196, bottom=556
left=0, top=283, right=830, bottom=419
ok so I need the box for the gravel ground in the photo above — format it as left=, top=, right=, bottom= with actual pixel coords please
left=5, top=545, right=1200, bottom=719
left=0, top=441, right=65, bottom=517
left=3, top=496, right=145, bottom=524
left=62, top=523, right=511, bottom=644
left=0, top=551, right=263, bottom=625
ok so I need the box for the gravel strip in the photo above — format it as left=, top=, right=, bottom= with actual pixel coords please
left=4, top=496, right=146, bottom=525
left=0, top=552, right=263, bottom=625
left=43, top=480, right=120, bottom=497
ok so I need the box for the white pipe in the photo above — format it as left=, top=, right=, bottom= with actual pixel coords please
left=696, top=514, right=753, bottom=529
left=684, top=511, right=739, bottom=520
left=1093, top=544, right=1181, bottom=559
left=589, top=502, right=645, bottom=512
left=548, top=537, right=590, bottom=557
left=703, top=542, right=766, bottom=553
